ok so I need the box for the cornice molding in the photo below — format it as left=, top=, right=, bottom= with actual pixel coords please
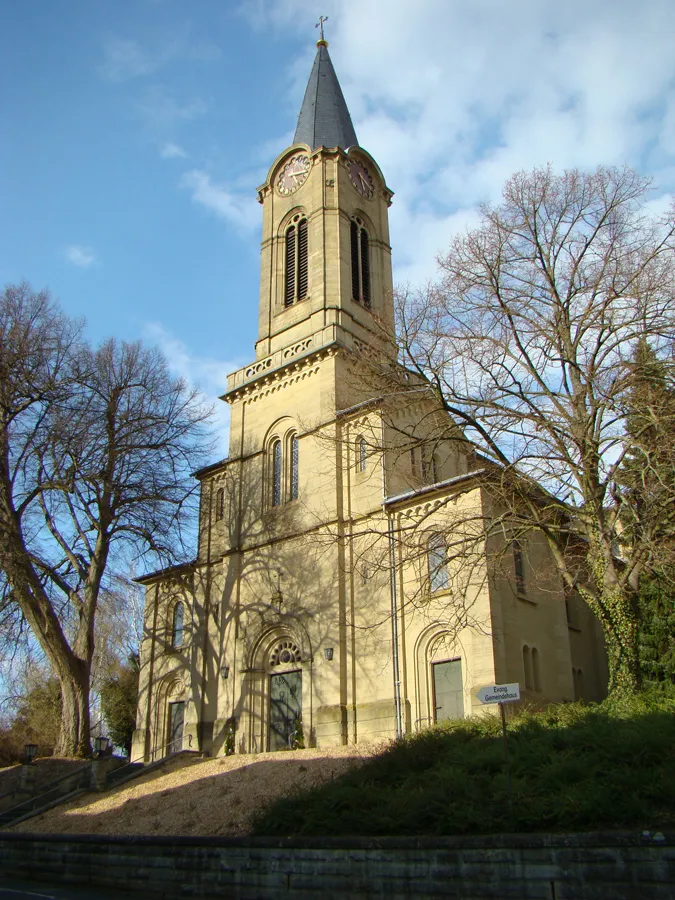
left=224, top=343, right=339, bottom=405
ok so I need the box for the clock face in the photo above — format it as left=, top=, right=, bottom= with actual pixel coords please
left=348, top=160, right=374, bottom=199
left=277, top=155, right=310, bottom=195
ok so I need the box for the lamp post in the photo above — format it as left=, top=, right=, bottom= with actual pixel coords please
left=19, top=744, right=38, bottom=793
left=23, top=743, right=37, bottom=766
left=94, top=736, right=110, bottom=758
left=90, top=736, right=113, bottom=792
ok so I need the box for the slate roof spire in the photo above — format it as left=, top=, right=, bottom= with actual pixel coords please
left=293, top=39, right=358, bottom=151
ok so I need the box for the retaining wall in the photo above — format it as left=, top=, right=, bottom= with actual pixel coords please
left=1, top=831, right=673, bottom=899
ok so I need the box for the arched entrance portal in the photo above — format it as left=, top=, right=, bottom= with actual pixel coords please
left=413, top=627, right=466, bottom=731
left=245, top=628, right=309, bottom=753
left=268, top=639, right=303, bottom=750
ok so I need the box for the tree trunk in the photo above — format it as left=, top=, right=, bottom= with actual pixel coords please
left=54, top=660, right=91, bottom=757
left=580, top=562, right=642, bottom=697
left=602, top=586, right=642, bottom=697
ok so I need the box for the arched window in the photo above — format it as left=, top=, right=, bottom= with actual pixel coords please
left=356, top=437, right=367, bottom=473
left=284, top=216, right=308, bottom=306
left=215, top=487, right=224, bottom=521
left=531, top=647, right=541, bottom=692
left=522, top=644, right=533, bottom=690
left=290, top=434, right=299, bottom=501
left=171, top=602, right=184, bottom=649
left=272, top=440, right=282, bottom=507
left=513, top=540, right=526, bottom=596
left=428, top=533, right=449, bottom=592
left=419, top=447, right=439, bottom=484
left=350, top=218, right=371, bottom=308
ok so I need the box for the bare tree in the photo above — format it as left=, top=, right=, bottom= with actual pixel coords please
left=0, top=284, right=212, bottom=755
left=394, top=166, right=675, bottom=695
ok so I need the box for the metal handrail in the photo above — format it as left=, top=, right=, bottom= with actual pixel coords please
left=0, top=743, right=201, bottom=825
left=0, top=760, right=90, bottom=803
left=0, top=767, right=92, bottom=823
left=107, top=739, right=197, bottom=784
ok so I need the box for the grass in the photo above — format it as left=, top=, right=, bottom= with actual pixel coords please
left=252, top=689, right=675, bottom=836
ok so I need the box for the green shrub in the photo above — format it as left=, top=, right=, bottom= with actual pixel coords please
left=252, top=690, right=675, bottom=837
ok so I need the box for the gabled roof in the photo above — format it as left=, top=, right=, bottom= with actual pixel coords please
left=293, top=42, right=358, bottom=151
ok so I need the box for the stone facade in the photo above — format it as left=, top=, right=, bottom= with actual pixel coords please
left=131, top=42, right=607, bottom=765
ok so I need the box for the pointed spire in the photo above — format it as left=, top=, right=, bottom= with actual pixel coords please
left=293, top=41, right=358, bottom=152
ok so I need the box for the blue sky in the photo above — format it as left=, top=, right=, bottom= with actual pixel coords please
left=2, top=0, right=675, bottom=457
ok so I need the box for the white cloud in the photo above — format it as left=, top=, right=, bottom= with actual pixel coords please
left=100, top=38, right=158, bottom=82
left=160, top=142, right=187, bottom=159
left=180, top=169, right=259, bottom=231
left=251, top=0, right=675, bottom=284
left=144, top=322, right=242, bottom=457
left=644, top=192, right=675, bottom=219
left=100, top=33, right=221, bottom=83
left=136, top=87, right=207, bottom=132
left=65, top=245, right=97, bottom=269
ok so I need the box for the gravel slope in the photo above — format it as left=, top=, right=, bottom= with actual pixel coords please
left=7, top=745, right=379, bottom=837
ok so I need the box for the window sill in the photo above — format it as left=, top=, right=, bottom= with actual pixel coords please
left=516, top=594, right=537, bottom=606
left=276, top=296, right=311, bottom=315
left=269, top=498, right=298, bottom=510
left=567, top=623, right=582, bottom=633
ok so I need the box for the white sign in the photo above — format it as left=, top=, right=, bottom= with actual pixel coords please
left=476, top=683, right=521, bottom=704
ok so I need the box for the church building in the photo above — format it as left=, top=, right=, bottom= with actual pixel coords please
left=131, top=39, right=607, bottom=762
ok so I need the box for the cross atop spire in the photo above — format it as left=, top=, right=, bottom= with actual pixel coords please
left=293, top=40, right=358, bottom=152
left=315, top=15, right=328, bottom=44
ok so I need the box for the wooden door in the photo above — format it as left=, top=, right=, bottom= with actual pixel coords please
left=269, top=670, right=302, bottom=751
left=167, top=701, right=185, bottom=755
left=432, top=659, right=464, bottom=722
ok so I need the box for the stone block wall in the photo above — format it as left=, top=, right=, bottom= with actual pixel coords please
left=0, top=831, right=673, bottom=899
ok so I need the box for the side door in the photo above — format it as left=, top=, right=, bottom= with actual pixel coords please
left=167, top=700, right=185, bottom=755
left=432, top=658, right=464, bottom=722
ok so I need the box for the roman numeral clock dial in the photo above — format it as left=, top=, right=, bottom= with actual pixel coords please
left=277, top=154, right=310, bottom=195
left=348, top=160, right=374, bottom=199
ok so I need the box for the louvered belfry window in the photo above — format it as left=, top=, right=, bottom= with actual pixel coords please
left=284, top=216, right=309, bottom=306
left=285, top=226, right=296, bottom=306
left=350, top=218, right=371, bottom=308
left=350, top=221, right=360, bottom=300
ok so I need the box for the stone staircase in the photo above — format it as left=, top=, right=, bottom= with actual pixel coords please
left=0, top=764, right=92, bottom=829
left=0, top=750, right=204, bottom=830
left=103, top=761, right=144, bottom=789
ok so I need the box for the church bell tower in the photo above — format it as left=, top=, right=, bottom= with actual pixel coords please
left=253, top=37, right=395, bottom=363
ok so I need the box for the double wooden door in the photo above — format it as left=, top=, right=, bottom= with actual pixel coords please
left=269, top=670, right=302, bottom=751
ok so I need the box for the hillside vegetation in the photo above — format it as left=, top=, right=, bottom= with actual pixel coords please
left=252, top=691, right=675, bottom=836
